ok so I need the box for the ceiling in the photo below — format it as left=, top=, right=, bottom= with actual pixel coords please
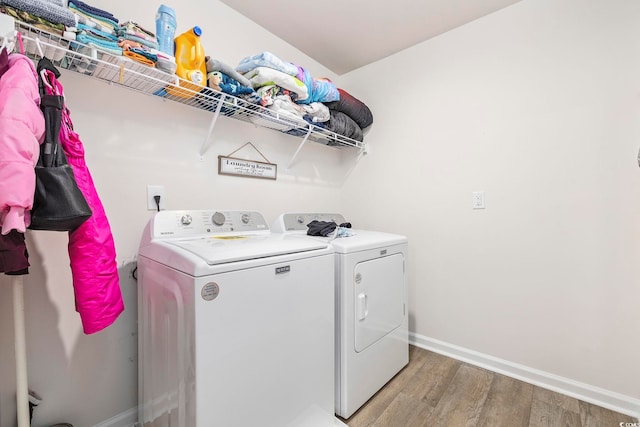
left=220, top=0, right=523, bottom=75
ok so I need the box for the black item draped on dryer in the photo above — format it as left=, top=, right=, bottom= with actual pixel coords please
left=307, top=220, right=352, bottom=237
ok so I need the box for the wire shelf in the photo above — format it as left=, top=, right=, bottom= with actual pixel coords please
left=11, top=20, right=365, bottom=151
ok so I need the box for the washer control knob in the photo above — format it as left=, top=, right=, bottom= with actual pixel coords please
left=212, top=212, right=226, bottom=226
left=241, top=213, right=250, bottom=224
left=180, top=214, right=192, bottom=226
left=296, top=216, right=305, bottom=224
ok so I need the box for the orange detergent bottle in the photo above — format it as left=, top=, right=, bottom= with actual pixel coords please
left=166, top=26, right=207, bottom=98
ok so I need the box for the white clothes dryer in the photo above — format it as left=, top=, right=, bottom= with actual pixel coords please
left=137, top=210, right=347, bottom=427
left=272, top=213, right=409, bottom=419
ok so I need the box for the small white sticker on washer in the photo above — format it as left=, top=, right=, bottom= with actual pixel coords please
left=201, top=282, right=220, bottom=301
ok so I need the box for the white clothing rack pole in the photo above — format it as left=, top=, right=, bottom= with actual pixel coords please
left=2, top=14, right=30, bottom=427
left=12, top=275, right=30, bottom=427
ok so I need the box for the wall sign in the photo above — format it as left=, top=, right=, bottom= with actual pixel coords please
left=218, top=142, right=277, bottom=180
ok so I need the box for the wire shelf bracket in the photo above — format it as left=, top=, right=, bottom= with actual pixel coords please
left=286, top=128, right=312, bottom=170
left=199, top=96, right=225, bottom=159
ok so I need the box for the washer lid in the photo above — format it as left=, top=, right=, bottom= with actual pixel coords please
left=164, top=233, right=329, bottom=265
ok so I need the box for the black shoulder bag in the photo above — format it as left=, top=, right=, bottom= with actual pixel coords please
left=29, top=58, right=92, bottom=231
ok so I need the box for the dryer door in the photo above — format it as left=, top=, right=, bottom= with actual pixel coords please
left=354, top=253, right=405, bottom=352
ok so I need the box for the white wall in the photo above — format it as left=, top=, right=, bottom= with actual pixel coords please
left=2, top=0, right=640, bottom=425
left=0, top=2, right=358, bottom=426
left=340, top=0, right=640, bottom=411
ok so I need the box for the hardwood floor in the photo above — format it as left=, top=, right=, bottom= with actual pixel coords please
left=340, top=345, right=638, bottom=427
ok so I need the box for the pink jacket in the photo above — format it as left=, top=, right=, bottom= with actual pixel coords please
left=0, top=54, right=45, bottom=234
left=38, top=65, right=124, bottom=334
left=59, top=92, right=124, bottom=334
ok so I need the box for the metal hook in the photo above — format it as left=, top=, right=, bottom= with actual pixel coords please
left=34, top=37, right=44, bottom=58
left=40, top=69, right=53, bottom=92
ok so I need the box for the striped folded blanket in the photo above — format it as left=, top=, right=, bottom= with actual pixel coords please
left=0, top=5, right=65, bottom=36
left=67, top=0, right=117, bottom=24
left=1, top=0, right=76, bottom=26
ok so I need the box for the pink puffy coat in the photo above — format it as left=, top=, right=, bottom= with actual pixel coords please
left=0, top=54, right=45, bottom=234
left=60, top=98, right=124, bottom=334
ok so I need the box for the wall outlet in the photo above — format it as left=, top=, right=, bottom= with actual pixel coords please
left=472, top=191, right=485, bottom=209
left=147, top=185, right=165, bottom=211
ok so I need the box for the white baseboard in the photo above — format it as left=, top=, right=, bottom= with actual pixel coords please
left=92, top=406, right=138, bottom=427
left=409, top=332, right=640, bottom=420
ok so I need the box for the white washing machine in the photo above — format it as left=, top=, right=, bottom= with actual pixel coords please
left=272, top=213, right=409, bottom=419
left=137, top=210, right=348, bottom=427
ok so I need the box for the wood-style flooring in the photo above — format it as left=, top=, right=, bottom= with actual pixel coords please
left=340, top=345, right=638, bottom=427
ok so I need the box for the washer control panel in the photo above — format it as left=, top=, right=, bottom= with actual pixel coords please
left=274, top=213, right=346, bottom=232
left=151, top=210, right=268, bottom=238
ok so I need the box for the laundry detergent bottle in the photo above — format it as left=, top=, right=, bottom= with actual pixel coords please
left=155, top=5, right=177, bottom=56
left=166, top=26, right=207, bottom=98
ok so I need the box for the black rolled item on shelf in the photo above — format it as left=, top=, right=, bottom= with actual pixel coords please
left=325, top=88, right=374, bottom=131
left=325, top=110, right=364, bottom=142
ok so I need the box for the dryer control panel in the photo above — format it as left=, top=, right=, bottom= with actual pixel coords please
left=150, top=210, right=269, bottom=239
left=272, top=213, right=346, bottom=232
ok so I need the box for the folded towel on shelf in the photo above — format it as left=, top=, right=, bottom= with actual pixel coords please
left=236, top=51, right=298, bottom=76
left=118, top=21, right=156, bottom=42
left=130, top=47, right=157, bottom=62
left=68, top=4, right=118, bottom=31
left=123, top=49, right=155, bottom=67
left=76, top=32, right=122, bottom=55
left=71, top=10, right=114, bottom=34
left=116, top=32, right=158, bottom=50
left=67, top=0, right=118, bottom=24
left=118, top=43, right=157, bottom=63
left=1, top=0, right=76, bottom=26
left=77, top=22, right=117, bottom=42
